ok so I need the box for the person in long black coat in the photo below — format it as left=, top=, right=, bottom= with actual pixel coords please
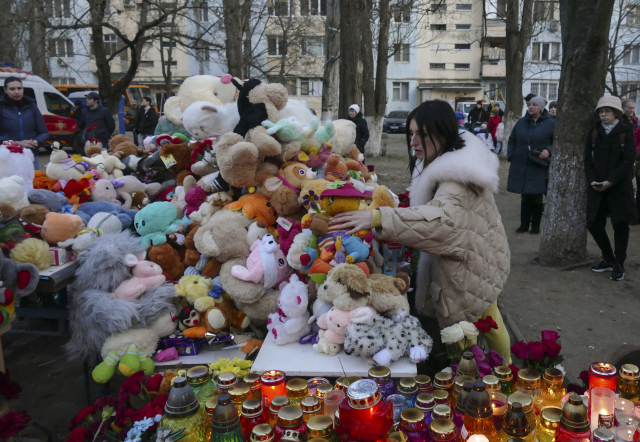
left=348, top=104, right=369, bottom=157
left=585, top=96, right=637, bottom=281
left=507, top=96, right=555, bottom=234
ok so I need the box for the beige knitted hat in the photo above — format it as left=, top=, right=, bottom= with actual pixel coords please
left=594, top=96, right=623, bottom=114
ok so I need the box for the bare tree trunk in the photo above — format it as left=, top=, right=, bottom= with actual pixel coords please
left=28, top=0, right=49, bottom=81
left=339, top=0, right=363, bottom=118
left=368, top=0, right=391, bottom=157
left=361, top=0, right=374, bottom=115
left=321, top=0, right=340, bottom=121
left=223, top=0, right=245, bottom=77
left=502, top=0, right=534, bottom=158
left=539, top=0, right=615, bottom=266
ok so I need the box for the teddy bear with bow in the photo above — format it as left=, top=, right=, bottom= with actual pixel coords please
left=267, top=274, right=311, bottom=345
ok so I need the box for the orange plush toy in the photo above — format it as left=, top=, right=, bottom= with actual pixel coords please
left=324, top=154, right=351, bottom=182
left=224, top=194, right=277, bottom=227
left=33, top=171, right=58, bottom=191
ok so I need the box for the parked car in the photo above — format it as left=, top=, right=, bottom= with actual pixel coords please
left=383, top=110, right=410, bottom=133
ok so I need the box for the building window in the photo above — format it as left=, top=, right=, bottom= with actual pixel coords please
left=164, top=61, right=178, bottom=68
left=301, top=78, right=322, bottom=96
left=267, top=0, right=289, bottom=16
left=139, top=60, right=154, bottom=67
left=533, top=1, right=558, bottom=21
left=49, top=38, right=74, bottom=57
left=51, top=77, right=76, bottom=84
left=430, top=3, right=446, bottom=12
left=300, top=0, right=326, bottom=15
left=195, top=2, right=209, bottom=22
left=393, top=3, right=411, bottom=23
left=51, top=0, right=71, bottom=18
left=161, top=41, right=177, bottom=49
left=431, top=43, right=447, bottom=51
left=530, top=82, right=558, bottom=101
left=301, top=36, right=324, bottom=56
left=431, top=24, right=446, bottom=31
left=532, top=42, right=560, bottom=62
left=196, top=44, right=210, bottom=62
left=267, top=35, right=287, bottom=56
left=455, top=43, right=471, bottom=50
left=394, top=44, right=410, bottom=62
left=104, top=34, right=118, bottom=57
left=627, top=6, right=640, bottom=26
left=392, top=82, right=409, bottom=101
left=456, top=24, right=471, bottom=30
left=621, top=82, right=640, bottom=101
left=623, top=45, right=640, bottom=65
left=44, top=92, right=73, bottom=117
left=456, top=3, right=472, bottom=10
left=455, top=63, right=470, bottom=70
left=430, top=63, right=446, bottom=70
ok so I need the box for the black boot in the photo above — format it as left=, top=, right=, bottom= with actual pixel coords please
left=517, top=198, right=532, bottom=233
left=530, top=203, right=544, bottom=234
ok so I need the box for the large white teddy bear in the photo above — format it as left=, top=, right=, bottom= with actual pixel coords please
left=164, top=74, right=240, bottom=125
left=0, top=175, right=30, bottom=211
left=0, top=142, right=35, bottom=193
left=266, top=274, right=311, bottom=345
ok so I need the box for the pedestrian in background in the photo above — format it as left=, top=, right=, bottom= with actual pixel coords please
left=348, top=104, right=369, bottom=158
left=495, top=118, right=505, bottom=155
left=622, top=99, right=637, bottom=131
left=476, top=123, right=494, bottom=150
left=488, top=107, right=501, bottom=150
left=134, top=96, right=158, bottom=141
left=549, top=101, right=558, bottom=119
left=0, top=76, right=49, bottom=170
left=586, top=96, right=636, bottom=281
left=79, top=92, right=115, bottom=148
left=125, top=101, right=139, bottom=145
left=507, top=96, right=555, bottom=235
left=468, top=100, right=489, bottom=126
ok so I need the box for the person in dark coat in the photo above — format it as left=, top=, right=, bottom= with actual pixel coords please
left=549, top=101, right=557, bottom=119
left=621, top=99, right=638, bottom=131
left=0, top=76, right=49, bottom=170
left=134, top=96, right=158, bottom=140
left=507, top=95, right=555, bottom=235
left=348, top=104, right=369, bottom=158
left=78, top=92, right=115, bottom=148
left=585, top=96, right=636, bottom=281
left=468, top=100, right=489, bottom=126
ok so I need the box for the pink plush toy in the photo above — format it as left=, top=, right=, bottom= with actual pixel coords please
left=306, top=143, right=333, bottom=168
left=184, top=186, right=210, bottom=217
left=113, top=255, right=166, bottom=299
left=313, top=306, right=375, bottom=356
left=231, top=234, right=293, bottom=288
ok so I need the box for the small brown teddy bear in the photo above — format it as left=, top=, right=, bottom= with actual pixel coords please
left=193, top=209, right=253, bottom=263
left=324, top=154, right=351, bottom=182
left=343, top=145, right=372, bottom=181
left=130, top=191, right=149, bottom=210
left=317, top=263, right=410, bottom=318
left=111, top=140, right=150, bottom=160
left=18, top=204, right=49, bottom=225
left=263, top=161, right=317, bottom=217
left=184, top=223, right=221, bottom=278
left=148, top=242, right=185, bottom=280
left=159, top=143, right=194, bottom=185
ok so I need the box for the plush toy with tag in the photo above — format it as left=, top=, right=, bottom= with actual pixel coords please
left=46, top=143, right=87, bottom=181
left=134, top=202, right=189, bottom=246
left=230, top=234, right=293, bottom=288
left=263, top=162, right=317, bottom=218
left=159, top=143, right=193, bottom=185
left=0, top=257, right=39, bottom=327
left=266, top=274, right=311, bottom=345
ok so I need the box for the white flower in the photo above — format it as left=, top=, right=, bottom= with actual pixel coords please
left=441, top=323, right=465, bottom=345
left=442, top=367, right=453, bottom=374
left=459, top=321, right=479, bottom=339
left=554, top=364, right=566, bottom=376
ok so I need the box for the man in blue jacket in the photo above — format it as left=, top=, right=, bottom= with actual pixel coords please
left=78, top=92, right=115, bottom=148
left=0, top=76, right=49, bottom=170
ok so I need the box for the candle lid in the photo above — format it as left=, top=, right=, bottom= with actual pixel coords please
left=401, top=408, right=426, bottom=430
left=616, top=413, right=640, bottom=427
left=517, top=369, right=541, bottom=389
left=211, top=393, right=241, bottom=431
left=431, top=404, right=452, bottom=420
left=335, top=376, right=362, bottom=391
left=483, top=375, right=500, bottom=391
left=398, top=377, right=418, bottom=394
left=164, top=376, right=200, bottom=419
left=416, top=393, right=435, bottom=411
left=508, top=391, right=532, bottom=411
left=314, top=383, right=333, bottom=399
left=507, top=439, right=527, bottom=442
left=620, top=364, right=640, bottom=380
left=465, top=381, right=492, bottom=418
left=415, top=375, right=432, bottom=390
left=434, top=372, right=453, bottom=388
left=244, top=373, right=261, bottom=388
left=454, top=375, right=476, bottom=391
left=251, top=424, right=275, bottom=442
left=277, top=405, right=303, bottom=427
left=347, top=379, right=381, bottom=409
left=306, top=415, right=334, bottom=437
left=494, top=366, right=513, bottom=381
left=560, top=394, right=590, bottom=432
left=229, top=383, right=251, bottom=400
left=593, top=428, right=615, bottom=442
left=539, top=406, right=562, bottom=430
left=503, top=402, right=531, bottom=437
left=429, top=418, right=456, bottom=439
left=433, top=389, right=450, bottom=404
left=286, top=378, right=309, bottom=395
left=458, top=351, right=480, bottom=378
left=205, top=397, right=219, bottom=416
left=300, top=396, right=321, bottom=413
left=241, top=398, right=263, bottom=418
left=369, top=366, right=391, bottom=383
left=269, top=396, right=290, bottom=413
left=455, top=382, right=473, bottom=415
left=217, top=371, right=238, bottom=388
left=261, top=370, right=286, bottom=385
left=280, top=430, right=302, bottom=442
left=543, top=368, right=564, bottom=383
left=186, top=365, right=210, bottom=386
left=590, top=362, right=617, bottom=377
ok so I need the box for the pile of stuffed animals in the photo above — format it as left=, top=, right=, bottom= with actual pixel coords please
left=0, top=73, right=432, bottom=384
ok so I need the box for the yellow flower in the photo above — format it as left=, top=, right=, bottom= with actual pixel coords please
left=233, top=358, right=253, bottom=369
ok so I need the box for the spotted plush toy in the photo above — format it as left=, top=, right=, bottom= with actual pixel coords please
left=344, top=312, right=433, bottom=366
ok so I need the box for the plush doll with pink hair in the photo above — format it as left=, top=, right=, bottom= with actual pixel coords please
left=230, top=234, right=293, bottom=288
left=113, top=255, right=166, bottom=299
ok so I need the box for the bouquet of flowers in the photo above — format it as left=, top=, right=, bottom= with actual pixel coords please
left=209, top=357, right=253, bottom=378
left=440, top=317, right=503, bottom=376
left=0, top=370, right=30, bottom=441
left=510, top=330, right=564, bottom=373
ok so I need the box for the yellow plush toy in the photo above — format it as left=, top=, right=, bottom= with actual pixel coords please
left=175, top=275, right=215, bottom=308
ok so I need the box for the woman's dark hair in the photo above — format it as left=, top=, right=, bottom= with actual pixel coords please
left=142, top=96, right=152, bottom=103
left=406, top=100, right=465, bottom=175
left=4, top=76, right=22, bottom=89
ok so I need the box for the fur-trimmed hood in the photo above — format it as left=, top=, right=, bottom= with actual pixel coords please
left=410, top=130, right=500, bottom=206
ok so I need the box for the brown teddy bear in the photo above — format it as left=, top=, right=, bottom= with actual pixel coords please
left=184, top=223, right=221, bottom=279
left=18, top=204, right=49, bottom=225
left=193, top=209, right=254, bottom=263
left=317, top=263, right=410, bottom=318
left=361, top=185, right=397, bottom=210
left=324, top=154, right=351, bottom=182
left=148, top=242, right=185, bottom=280
left=263, top=161, right=317, bottom=217
left=343, top=145, right=372, bottom=181
left=130, top=191, right=149, bottom=210
left=159, top=143, right=194, bottom=185
left=111, top=140, right=150, bottom=160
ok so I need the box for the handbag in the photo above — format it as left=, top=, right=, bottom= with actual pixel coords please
left=528, top=147, right=551, bottom=168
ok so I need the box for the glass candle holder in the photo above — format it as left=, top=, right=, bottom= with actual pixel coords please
left=244, top=374, right=262, bottom=401
left=416, top=393, right=436, bottom=426
left=338, top=379, right=393, bottom=442
left=161, top=376, right=211, bottom=442
left=187, top=366, right=213, bottom=397
left=452, top=376, right=476, bottom=411
left=398, top=377, right=419, bottom=408
left=498, top=401, right=534, bottom=442
left=218, top=372, right=239, bottom=396
left=273, top=405, right=307, bottom=442
left=241, top=399, right=267, bottom=442
left=387, top=394, right=408, bottom=424
left=435, top=372, right=455, bottom=396
left=306, top=415, right=340, bottom=442
left=556, top=395, right=591, bottom=442
left=314, top=383, right=333, bottom=414
left=494, top=367, right=515, bottom=396
left=307, top=378, right=330, bottom=396
left=335, top=377, right=362, bottom=392
left=429, top=418, right=458, bottom=442
left=369, top=366, right=396, bottom=399
left=508, top=392, right=536, bottom=432
left=455, top=383, right=474, bottom=432
left=416, top=375, right=433, bottom=394
left=323, top=390, right=345, bottom=421
left=615, top=426, right=636, bottom=442
left=229, top=384, right=252, bottom=413
left=433, top=404, right=454, bottom=421
left=250, top=424, right=275, bottom=442
left=400, top=408, right=428, bottom=442
left=206, top=397, right=219, bottom=421
left=300, top=396, right=321, bottom=422
left=458, top=351, right=480, bottom=379
left=462, top=381, right=499, bottom=442
left=261, top=371, right=287, bottom=409
left=535, top=406, right=561, bottom=442
left=483, top=376, right=501, bottom=393
left=286, top=379, right=310, bottom=407
left=539, top=369, right=565, bottom=411
left=617, top=365, right=640, bottom=402
left=615, top=413, right=639, bottom=428
left=489, top=391, right=508, bottom=433
left=593, top=428, right=615, bottom=442
left=196, top=384, right=221, bottom=408
left=268, top=396, right=290, bottom=428
left=614, top=399, right=635, bottom=418
left=589, top=363, right=618, bottom=410
left=516, top=369, right=542, bottom=416
left=210, top=393, right=244, bottom=442
left=435, top=389, right=451, bottom=406
left=590, top=388, right=616, bottom=432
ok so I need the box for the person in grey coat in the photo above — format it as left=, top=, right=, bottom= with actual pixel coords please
left=507, top=96, right=555, bottom=234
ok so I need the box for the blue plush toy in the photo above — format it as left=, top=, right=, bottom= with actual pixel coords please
left=134, top=201, right=188, bottom=246
left=76, top=201, right=138, bottom=229
left=341, top=235, right=370, bottom=263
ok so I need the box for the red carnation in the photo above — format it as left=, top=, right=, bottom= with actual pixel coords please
left=511, top=341, right=529, bottom=360
left=509, top=364, right=520, bottom=379
left=474, top=319, right=491, bottom=333
left=66, top=427, right=87, bottom=442
left=579, top=370, right=590, bottom=386
left=542, top=339, right=562, bottom=358
left=541, top=330, right=560, bottom=342
left=485, top=316, right=498, bottom=330
left=0, top=411, right=30, bottom=440
left=69, top=406, right=95, bottom=430
left=146, top=373, right=163, bottom=392
left=119, top=371, right=147, bottom=401
left=527, top=341, right=547, bottom=361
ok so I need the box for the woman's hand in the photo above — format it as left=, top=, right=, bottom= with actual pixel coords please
left=538, top=149, right=550, bottom=160
left=330, top=210, right=373, bottom=236
left=591, top=181, right=612, bottom=192
left=17, top=140, right=37, bottom=148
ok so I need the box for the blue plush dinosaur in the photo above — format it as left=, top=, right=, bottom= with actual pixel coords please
left=341, top=235, right=371, bottom=264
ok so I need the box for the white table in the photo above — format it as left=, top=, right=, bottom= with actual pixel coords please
left=252, top=334, right=417, bottom=378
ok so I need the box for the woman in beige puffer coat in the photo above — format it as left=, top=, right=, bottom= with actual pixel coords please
left=332, top=100, right=511, bottom=362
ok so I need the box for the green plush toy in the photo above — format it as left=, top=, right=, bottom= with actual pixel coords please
left=264, top=118, right=336, bottom=155
left=92, top=347, right=155, bottom=383
left=263, top=117, right=303, bottom=143
left=171, top=133, right=190, bottom=144
left=134, top=201, right=189, bottom=246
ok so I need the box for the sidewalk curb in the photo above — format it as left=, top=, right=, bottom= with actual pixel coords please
left=498, top=299, right=526, bottom=343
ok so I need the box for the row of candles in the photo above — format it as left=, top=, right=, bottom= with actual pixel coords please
left=156, top=356, right=640, bottom=442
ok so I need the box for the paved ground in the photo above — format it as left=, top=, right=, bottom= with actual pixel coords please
left=9, top=134, right=640, bottom=441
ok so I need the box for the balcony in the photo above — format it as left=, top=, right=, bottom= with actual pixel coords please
left=482, top=58, right=506, bottom=77
left=485, top=19, right=506, bottom=39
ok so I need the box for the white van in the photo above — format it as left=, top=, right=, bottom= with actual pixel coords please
left=0, top=68, right=80, bottom=152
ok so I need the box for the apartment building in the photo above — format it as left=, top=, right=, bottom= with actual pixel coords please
left=480, top=0, right=506, bottom=103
